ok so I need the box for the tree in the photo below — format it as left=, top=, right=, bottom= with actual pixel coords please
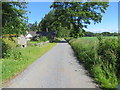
left=2, top=2, right=28, bottom=35
left=57, top=23, right=70, bottom=37
left=39, top=10, right=71, bottom=38
left=112, top=32, right=118, bottom=36
left=102, top=32, right=111, bottom=36
left=28, top=21, right=39, bottom=31
left=84, top=31, right=95, bottom=37
left=51, top=2, right=109, bottom=38
left=39, top=10, right=58, bottom=32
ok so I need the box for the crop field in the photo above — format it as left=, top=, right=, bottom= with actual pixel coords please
left=69, top=36, right=120, bottom=88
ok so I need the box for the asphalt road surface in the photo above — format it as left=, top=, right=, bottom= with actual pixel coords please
left=5, top=39, right=98, bottom=88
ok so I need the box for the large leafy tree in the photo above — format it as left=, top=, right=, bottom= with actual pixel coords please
left=39, top=10, right=58, bottom=32
left=2, top=2, right=28, bottom=35
left=51, top=2, right=109, bottom=38
left=39, top=10, right=70, bottom=37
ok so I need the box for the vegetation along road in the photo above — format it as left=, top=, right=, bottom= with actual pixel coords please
left=5, top=39, right=98, bottom=88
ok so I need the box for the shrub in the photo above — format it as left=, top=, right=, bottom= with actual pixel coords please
left=31, top=36, right=39, bottom=41
left=38, top=36, right=48, bottom=42
left=2, top=39, right=9, bottom=58
left=69, top=37, right=119, bottom=88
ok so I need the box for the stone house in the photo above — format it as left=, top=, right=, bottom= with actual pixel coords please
left=18, top=35, right=27, bottom=48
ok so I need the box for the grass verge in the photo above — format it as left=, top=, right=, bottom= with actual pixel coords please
left=2, top=43, right=57, bottom=83
left=69, top=37, right=120, bottom=88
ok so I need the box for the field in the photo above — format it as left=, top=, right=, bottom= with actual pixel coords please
left=80, top=36, right=118, bottom=40
left=2, top=38, right=57, bottom=83
left=69, top=36, right=120, bottom=88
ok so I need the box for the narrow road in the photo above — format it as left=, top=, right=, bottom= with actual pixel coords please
left=5, top=39, right=98, bottom=88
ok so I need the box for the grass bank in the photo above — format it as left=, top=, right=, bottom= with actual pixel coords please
left=68, top=37, right=120, bottom=88
left=2, top=42, right=57, bottom=82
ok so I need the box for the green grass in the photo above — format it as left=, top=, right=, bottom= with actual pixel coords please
left=69, top=37, right=119, bottom=88
left=80, top=37, right=98, bottom=40
left=2, top=43, right=57, bottom=82
left=30, top=41, right=39, bottom=44
left=80, top=36, right=118, bottom=40
left=56, top=38, right=63, bottom=41
left=0, top=60, right=2, bottom=88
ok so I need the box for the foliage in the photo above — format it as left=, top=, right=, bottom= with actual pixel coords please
left=101, top=32, right=111, bottom=36
left=28, top=21, right=39, bottom=31
left=65, top=37, right=74, bottom=42
left=31, top=36, right=39, bottom=41
left=39, top=10, right=57, bottom=32
left=69, top=37, right=119, bottom=88
left=84, top=31, right=95, bottom=37
left=31, top=36, right=48, bottom=42
left=38, top=36, right=48, bottom=42
left=2, top=39, right=9, bottom=58
left=82, top=31, right=118, bottom=37
left=2, top=37, right=18, bottom=48
left=38, top=9, right=71, bottom=38
left=57, top=24, right=70, bottom=38
left=2, top=2, right=28, bottom=35
left=101, top=32, right=118, bottom=36
left=2, top=37, right=18, bottom=58
left=51, top=2, right=109, bottom=38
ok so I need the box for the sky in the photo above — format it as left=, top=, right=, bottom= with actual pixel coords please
left=24, top=0, right=119, bottom=2
left=26, top=2, right=118, bottom=33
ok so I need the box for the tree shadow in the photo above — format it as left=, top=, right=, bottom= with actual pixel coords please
left=51, top=40, right=67, bottom=43
left=59, top=40, right=67, bottom=43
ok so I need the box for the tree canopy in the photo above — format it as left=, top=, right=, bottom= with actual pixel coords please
left=38, top=10, right=58, bottom=32
left=2, top=2, right=28, bottom=35
left=39, top=10, right=70, bottom=37
left=28, top=21, right=39, bottom=31
left=50, top=2, right=109, bottom=38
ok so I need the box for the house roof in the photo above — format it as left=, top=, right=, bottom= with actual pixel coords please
left=29, top=31, right=37, bottom=37
left=36, top=31, right=57, bottom=36
left=26, top=34, right=33, bottom=38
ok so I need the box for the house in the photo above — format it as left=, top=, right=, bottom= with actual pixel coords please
left=26, top=31, right=38, bottom=40
left=26, top=31, right=57, bottom=41
left=36, top=31, right=57, bottom=40
left=26, top=33, right=32, bottom=40
left=18, top=35, right=27, bottom=48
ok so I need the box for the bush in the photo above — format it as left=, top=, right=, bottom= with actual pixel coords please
left=65, top=37, right=73, bottom=42
left=69, top=37, right=119, bottom=88
left=2, top=37, right=18, bottom=48
left=38, top=36, right=48, bottom=42
left=31, top=36, right=39, bottom=41
left=2, top=39, right=9, bottom=58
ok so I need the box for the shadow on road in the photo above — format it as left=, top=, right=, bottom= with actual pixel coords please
left=51, top=40, right=67, bottom=43
left=59, top=40, right=67, bottom=43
